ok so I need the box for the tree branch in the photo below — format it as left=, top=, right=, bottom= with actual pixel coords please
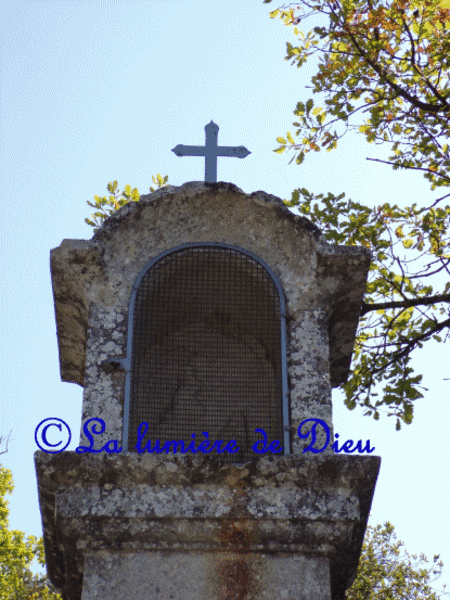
left=365, top=316, right=450, bottom=377
left=361, top=293, right=450, bottom=316
left=365, top=157, right=450, bottom=182
left=340, top=16, right=450, bottom=112
left=0, top=431, right=12, bottom=455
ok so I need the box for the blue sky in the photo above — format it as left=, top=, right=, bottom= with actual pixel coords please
left=1, top=0, right=449, bottom=593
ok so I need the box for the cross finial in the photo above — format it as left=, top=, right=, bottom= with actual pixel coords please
left=171, top=121, right=251, bottom=183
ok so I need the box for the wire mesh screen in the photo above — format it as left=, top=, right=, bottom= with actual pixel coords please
left=128, top=245, right=283, bottom=463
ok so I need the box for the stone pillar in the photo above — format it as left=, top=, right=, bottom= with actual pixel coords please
left=35, top=451, right=380, bottom=600
left=39, top=182, right=378, bottom=600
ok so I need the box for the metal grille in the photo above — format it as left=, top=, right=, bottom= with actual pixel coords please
left=127, top=245, right=284, bottom=463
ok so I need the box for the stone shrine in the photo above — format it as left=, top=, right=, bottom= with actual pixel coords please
left=35, top=180, right=380, bottom=600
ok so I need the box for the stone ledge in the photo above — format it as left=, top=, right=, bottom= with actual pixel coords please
left=35, top=452, right=380, bottom=600
left=56, top=485, right=359, bottom=521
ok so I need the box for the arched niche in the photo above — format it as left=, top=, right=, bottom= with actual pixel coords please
left=122, top=243, right=289, bottom=462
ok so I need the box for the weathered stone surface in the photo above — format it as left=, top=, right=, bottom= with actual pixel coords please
left=35, top=451, right=380, bottom=600
left=80, top=552, right=330, bottom=600
left=50, top=181, right=371, bottom=451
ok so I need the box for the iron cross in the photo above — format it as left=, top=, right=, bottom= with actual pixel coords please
left=171, top=121, right=251, bottom=183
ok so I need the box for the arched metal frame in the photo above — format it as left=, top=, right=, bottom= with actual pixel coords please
left=121, top=242, right=290, bottom=460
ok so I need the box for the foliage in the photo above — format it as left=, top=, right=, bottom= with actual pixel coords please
left=85, top=174, right=169, bottom=232
left=283, top=188, right=450, bottom=428
left=264, top=0, right=450, bottom=428
left=346, top=522, right=449, bottom=599
left=265, top=0, right=450, bottom=190
left=0, top=465, right=62, bottom=600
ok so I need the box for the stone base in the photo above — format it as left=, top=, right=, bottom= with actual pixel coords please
left=35, top=451, right=380, bottom=600
left=81, top=551, right=330, bottom=600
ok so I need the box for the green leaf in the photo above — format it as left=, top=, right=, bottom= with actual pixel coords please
left=296, top=151, right=305, bottom=164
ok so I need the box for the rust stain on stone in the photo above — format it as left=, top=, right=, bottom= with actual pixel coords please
left=216, top=475, right=259, bottom=600
left=218, top=556, right=251, bottom=600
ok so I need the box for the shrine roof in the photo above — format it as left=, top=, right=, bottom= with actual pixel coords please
left=50, top=181, right=371, bottom=388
